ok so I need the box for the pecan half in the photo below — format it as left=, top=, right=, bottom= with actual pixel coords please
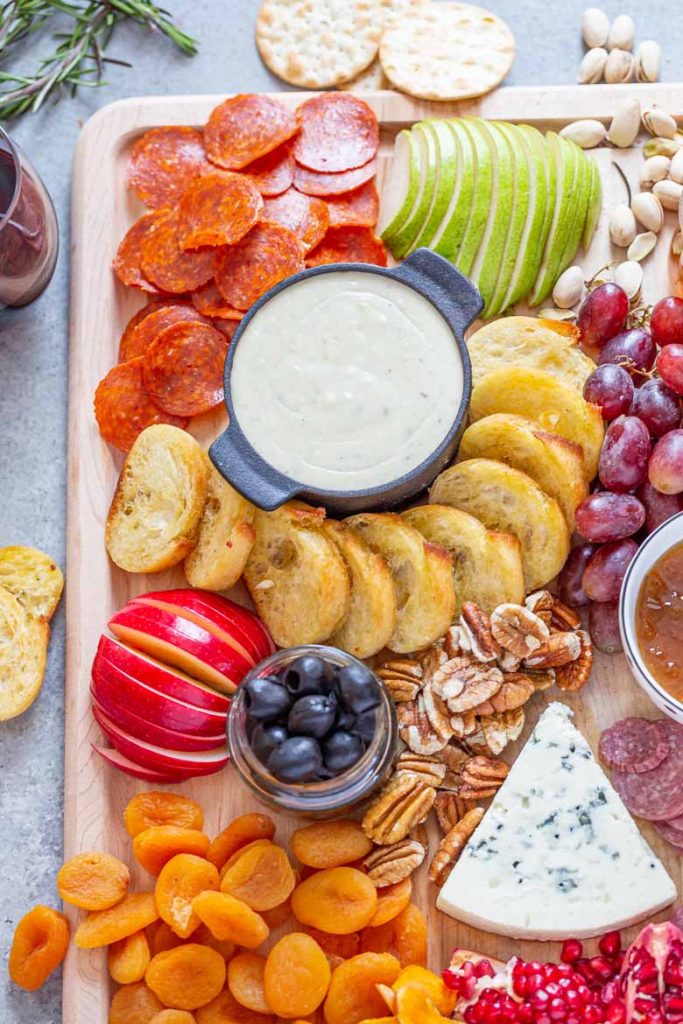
left=524, top=630, right=582, bottom=669
left=470, top=673, right=535, bottom=716
left=428, top=807, right=484, bottom=886
left=498, top=649, right=522, bottom=673
left=459, top=755, right=509, bottom=800
left=433, top=658, right=504, bottom=714
left=525, top=667, right=556, bottom=691
left=480, top=708, right=525, bottom=756
left=524, top=590, right=554, bottom=627
left=490, top=604, right=550, bottom=659
left=377, top=659, right=424, bottom=702
left=434, top=792, right=476, bottom=834
left=362, top=775, right=436, bottom=846
left=555, top=629, right=593, bottom=691
left=395, top=751, right=447, bottom=788
left=449, top=710, right=479, bottom=739
left=443, top=624, right=468, bottom=659
left=399, top=691, right=452, bottom=755
left=460, top=602, right=501, bottom=662
left=550, top=597, right=582, bottom=632
left=364, top=838, right=426, bottom=886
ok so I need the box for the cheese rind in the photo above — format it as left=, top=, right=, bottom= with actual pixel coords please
left=436, top=702, right=676, bottom=939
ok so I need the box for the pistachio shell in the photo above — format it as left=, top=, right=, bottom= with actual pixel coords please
left=631, top=192, right=664, bottom=233
left=672, top=232, right=683, bottom=257
left=537, top=308, right=577, bottom=322
left=643, top=136, right=683, bottom=159
left=552, top=266, right=585, bottom=309
left=578, top=47, right=608, bottom=84
left=559, top=119, right=606, bottom=149
left=607, top=14, right=634, bottom=51
left=669, top=150, right=683, bottom=185
left=581, top=7, right=610, bottom=48
left=635, top=40, right=661, bottom=83
left=613, top=260, right=643, bottom=300
left=604, top=48, right=634, bottom=84
left=642, top=106, right=678, bottom=140
left=639, top=155, right=671, bottom=189
left=609, top=204, right=637, bottom=247
left=653, top=179, right=683, bottom=211
left=626, top=231, right=657, bottom=262
left=606, top=97, right=641, bottom=149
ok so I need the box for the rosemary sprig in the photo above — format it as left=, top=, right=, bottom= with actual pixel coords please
left=0, top=0, right=197, bottom=119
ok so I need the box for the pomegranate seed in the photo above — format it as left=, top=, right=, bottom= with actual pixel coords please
left=599, top=932, right=622, bottom=958
left=442, top=968, right=460, bottom=991
left=531, top=990, right=550, bottom=1010
left=517, top=1005, right=534, bottom=1024
left=476, top=959, right=496, bottom=979
left=561, top=940, right=584, bottom=965
left=604, top=1000, right=627, bottom=1024
left=576, top=959, right=597, bottom=983
left=589, top=956, right=616, bottom=982
left=600, top=980, right=620, bottom=1006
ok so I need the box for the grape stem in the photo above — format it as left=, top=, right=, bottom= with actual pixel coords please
left=612, top=161, right=632, bottom=207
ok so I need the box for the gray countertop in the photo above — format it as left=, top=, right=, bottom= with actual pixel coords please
left=0, top=1, right=680, bottom=1019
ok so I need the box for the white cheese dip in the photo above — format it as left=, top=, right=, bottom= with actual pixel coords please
left=230, top=270, right=464, bottom=491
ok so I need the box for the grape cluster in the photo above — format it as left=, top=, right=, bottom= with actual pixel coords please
left=558, top=288, right=683, bottom=652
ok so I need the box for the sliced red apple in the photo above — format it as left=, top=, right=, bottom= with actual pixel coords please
left=95, top=635, right=230, bottom=712
left=92, top=744, right=185, bottom=784
left=91, top=693, right=224, bottom=752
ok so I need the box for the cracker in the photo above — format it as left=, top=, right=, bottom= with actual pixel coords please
left=379, top=1, right=515, bottom=101
left=343, top=0, right=427, bottom=92
left=256, top=0, right=383, bottom=89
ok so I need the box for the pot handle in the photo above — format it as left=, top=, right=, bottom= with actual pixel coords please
left=391, top=248, right=483, bottom=337
left=209, top=426, right=300, bottom=511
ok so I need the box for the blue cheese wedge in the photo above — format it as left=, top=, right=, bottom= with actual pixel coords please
left=436, top=702, right=675, bottom=939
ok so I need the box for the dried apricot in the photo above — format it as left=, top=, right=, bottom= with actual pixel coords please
left=264, top=933, right=331, bottom=1019
left=323, top=953, right=401, bottom=1024
left=108, top=929, right=151, bottom=984
left=8, top=905, right=69, bottom=991
left=366, top=878, right=412, bottom=928
left=259, top=898, right=291, bottom=929
left=110, top=981, right=164, bottom=1024
left=228, top=952, right=271, bottom=1014
left=304, top=928, right=360, bottom=962
left=125, top=792, right=205, bottom=837
left=57, top=851, right=130, bottom=910
left=156, top=854, right=219, bottom=939
left=392, top=967, right=456, bottom=1016
left=194, top=923, right=237, bottom=961
left=146, top=944, right=227, bottom=1010
left=220, top=840, right=274, bottom=879
left=149, top=920, right=186, bottom=955
left=359, top=904, right=427, bottom=968
left=134, top=826, right=211, bottom=875
left=196, top=986, right=275, bottom=1024
left=193, top=891, right=269, bottom=949
left=291, top=868, right=377, bottom=935
left=207, top=814, right=276, bottom=870
left=220, top=842, right=295, bottom=911
left=291, top=821, right=373, bottom=869
left=150, top=1012, right=198, bottom=1024
left=394, top=984, right=453, bottom=1024
left=76, top=891, right=159, bottom=948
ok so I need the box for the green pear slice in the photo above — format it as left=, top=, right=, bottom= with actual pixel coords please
left=386, top=121, right=438, bottom=260
left=467, top=119, right=515, bottom=317
left=428, top=120, right=476, bottom=264
left=408, top=120, right=459, bottom=253
left=378, top=129, right=420, bottom=245
left=453, top=118, right=494, bottom=280
left=582, top=157, right=603, bottom=251
left=556, top=146, right=591, bottom=278
left=529, top=133, right=579, bottom=307
left=487, top=121, right=531, bottom=318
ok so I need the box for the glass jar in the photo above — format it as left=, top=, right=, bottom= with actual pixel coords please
left=227, top=645, right=398, bottom=818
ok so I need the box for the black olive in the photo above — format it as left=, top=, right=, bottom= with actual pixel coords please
left=351, top=708, right=376, bottom=743
left=283, top=655, right=332, bottom=698
left=287, top=693, right=338, bottom=738
left=334, top=705, right=356, bottom=732
left=243, top=676, right=291, bottom=721
left=251, top=723, right=289, bottom=765
left=267, top=736, right=322, bottom=782
left=335, top=663, right=381, bottom=714
left=323, top=730, right=364, bottom=774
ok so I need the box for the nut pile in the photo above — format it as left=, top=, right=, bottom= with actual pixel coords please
left=578, top=8, right=661, bottom=85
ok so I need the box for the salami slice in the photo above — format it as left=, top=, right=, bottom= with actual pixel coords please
left=140, top=207, right=216, bottom=294
left=598, top=717, right=671, bottom=774
left=205, top=94, right=300, bottom=171
left=192, top=281, right=245, bottom=320
left=214, top=223, right=305, bottom=311
left=293, top=94, right=379, bottom=173
left=262, top=189, right=329, bottom=252
left=142, top=321, right=228, bottom=417
left=94, top=358, right=187, bottom=452
left=293, top=157, right=378, bottom=197
left=128, top=127, right=207, bottom=209
left=113, top=213, right=163, bottom=293
left=244, top=144, right=295, bottom=197
left=178, top=172, right=263, bottom=250
left=305, top=226, right=388, bottom=268
left=119, top=304, right=208, bottom=362
left=326, top=181, right=379, bottom=228
left=611, top=720, right=683, bottom=821
left=655, top=821, right=683, bottom=849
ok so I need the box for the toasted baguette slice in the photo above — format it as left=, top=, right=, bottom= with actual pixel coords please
left=0, top=546, right=64, bottom=622
left=244, top=502, right=349, bottom=648
left=467, top=315, right=596, bottom=393
left=106, top=425, right=210, bottom=574
left=402, top=505, right=524, bottom=615
left=0, top=584, right=49, bottom=720
left=344, top=512, right=455, bottom=653
left=459, top=414, right=588, bottom=529
left=430, top=459, right=570, bottom=592
left=469, top=367, right=604, bottom=479
left=324, top=521, right=397, bottom=659
left=185, top=469, right=256, bottom=591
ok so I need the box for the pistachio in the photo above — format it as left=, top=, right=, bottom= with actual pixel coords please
left=578, top=47, right=608, bottom=84
left=672, top=232, right=683, bottom=257
left=635, top=40, right=662, bottom=83
left=631, top=191, right=664, bottom=233
left=609, top=204, right=637, bottom=247
left=606, top=14, right=634, bottom=51
left=644, top=136, right=683, bottom=159
left=640, top=155, right=671, bottom=189
left=653, top=179, right=683, bottom=211
left=552, top=266, right=585, bottom=309
left=627, top=231, right=657, bottom=262
left=581, top=7, right=610, bottom=48
left=559, top=119, right=606, bottom=149
left=669, top=150, right=683, bottom=185
left=642, top=106, right=678, bottom=140
left=613, top=260, right=643, bottom=300
left=607, top=97, right=641, bottom=148
left=537, top=308, right=577, bottom=322
left=604, top=48, right=634, bottom=84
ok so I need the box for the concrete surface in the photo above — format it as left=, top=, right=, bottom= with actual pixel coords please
left=0, top=1, right=680, bottom=1019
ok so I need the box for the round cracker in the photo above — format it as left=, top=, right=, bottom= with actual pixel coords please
left=342, top=0, right=428, bottom=91
left=379, top=1, right=515, bottom=101
left=256, top=0, right=383, bottom=89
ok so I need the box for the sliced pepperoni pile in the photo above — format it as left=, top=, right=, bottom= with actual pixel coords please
left=100, top=92, right=387, bottom=450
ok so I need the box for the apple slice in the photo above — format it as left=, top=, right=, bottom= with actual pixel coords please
left=91, top=694, right=224, bottom=752
left=529, top=132, right=579, bottom=307
left=408, top=120, right=458, bottom=255
left=95, top=635, right=231, bottom=713
left=92, top=744, right=187, bottom=783
left=92, top=706, right=229, bottom=776
left=429, top=120, right=476, bottom=265
left=378, top=128, right=421, bottom=244
left=453, top=118, right=494, bottom=280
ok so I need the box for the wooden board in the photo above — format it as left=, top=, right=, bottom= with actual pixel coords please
left=67, top=83, right=683, bottom=1023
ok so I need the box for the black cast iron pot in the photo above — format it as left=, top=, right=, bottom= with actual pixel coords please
left=209, top=247, right=483, bottom=515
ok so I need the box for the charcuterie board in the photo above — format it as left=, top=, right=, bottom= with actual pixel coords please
left=67, top=83, right=683, bottom=1024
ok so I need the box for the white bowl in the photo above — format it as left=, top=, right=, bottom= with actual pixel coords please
left=619, top=511, right=683, bottom=723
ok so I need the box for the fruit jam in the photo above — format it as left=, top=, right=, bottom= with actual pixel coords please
left=637, top=541, right=683, bottom=702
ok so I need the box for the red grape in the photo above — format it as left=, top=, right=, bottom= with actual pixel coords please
left=582, top=539, right=639, bottom=602
left=630, top=379, right=681, bottom=437
left=598, top=415, right=651, bottom=492
left=648, top=428, right=683, bottom=494
left=598, top=328, right=656, bottom=377
left=577, top=283, right=629, bottom=354
left=583, top=364, right=634, bottom=421
left=557, top=543, right=596, bottom=607
left=656, top=344, right=683, bottom=396
left=589, top=601, right=623, bottom=654
left=650, top=296, right=683, bottom=347
left=637, top=480, right=683, bottom=532
left=575, top=491, right=645, bottom=542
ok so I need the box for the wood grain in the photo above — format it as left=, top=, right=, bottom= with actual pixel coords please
left=67, top=84, right=683, bottom=1023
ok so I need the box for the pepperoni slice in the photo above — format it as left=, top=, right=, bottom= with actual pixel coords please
left=140, top=207, right=216, bottom=294
left=293, top=157, right=377, bottom=197
left=262, top=189, right=330, bottom=253
left=192, top=281, right=245, bottom=320
left=293, top=94, right=379, bottom=173
left=143, top=321, right=228, bottom=417
left=119, top=301, right=167, bottom=354
left=128, top=127, right=207, bottom=208
left=94, top=358, right=187, bottom=452
left=306, top=226, right=388, bottom=268
left=214, top=223, right=305, bottom=311
left=611, top=720, right=683, bottom=821
left=212, top=319, right=241, bottom=343
left=599, top=718, right=671, bottom=774
left=113, top=213, right=163, bottom=293
left=244, top=143, right=295, bottom=197
left=178, top=172, right=263, bottom=250
left=119, top=304, right=208, bottom=362
left=326, top=181, right=379, bottom=228
left=205, top=94, right=300, bottom=171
